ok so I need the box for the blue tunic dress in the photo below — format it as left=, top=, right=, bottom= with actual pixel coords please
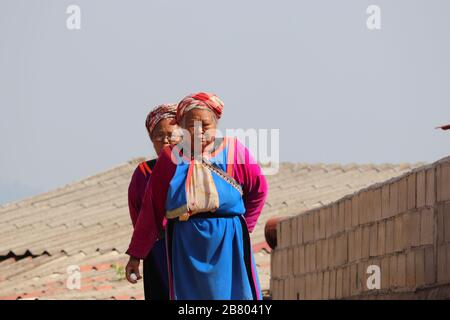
left=164, top=139, right=262, bottom=300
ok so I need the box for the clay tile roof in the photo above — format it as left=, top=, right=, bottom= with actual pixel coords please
left=0, top=157, right=425, bottom=299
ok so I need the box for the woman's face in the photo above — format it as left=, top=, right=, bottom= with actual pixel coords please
left=181, top=108, right=217, bottom=150
left=150, top=118, right=181, bottom=156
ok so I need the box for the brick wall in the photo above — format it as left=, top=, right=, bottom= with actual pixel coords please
left=270, top=156, right=450, bottom=299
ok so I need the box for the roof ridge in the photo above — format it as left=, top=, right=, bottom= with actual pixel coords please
left=0, top=157, right=147, bottom=209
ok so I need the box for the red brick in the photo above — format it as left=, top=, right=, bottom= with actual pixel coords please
left=276, top=221, right=283, bottom=249
left=316, top=240, right=323, bottom=271
left=369, top=259, right=382, bottom=291
left=287, top=247, right=294, bottom=275
left=336, top=268, right=343, bottom=299
left=290, top=276, right=298, bottom=300
left=291, top=217, right=298, bottom=246
left=348, top=230, right=355, bottom=262
left=304, top=213, right=314, bottom=243
left=272, top=279, right=279, bottom=300
left=381, top=257, right=390, bottom=290
left=281, top=248, right=289, bottom=277
left=336, top=234, right=348, bottom=266
left=351, top=195, right=359, bottom=227
left=280, top=278, right=286, bottom=300
left=437, top=244, right=448, bottom=283
left=377, top=221, right=386, bottom=256
left=284, top=277, right=293, bottom=300
left=270, top=279, right=275, bottom=299
left=293, top=247, right=299, bottom=275
left=369, top=223, right=378, bottom=257
left=415, top=248, right=425, bottom=287
left=407, top=173, right=417, bottom=210
left=321, top=239, right=329, bottom=269
left=389, top=255, right=398, bottom=288
left=342, top=233, right=349, bottom=264
left=424, top=246, right=436, bottom=285
left=358, top=261, right=369, bottom=293
left=319, top=208, right=326, bottom=239
left=406, top=250, right=416, bottom=289
left=304, top=273, right=312, bottom=300
left=314, top=211, right=320, bottom=241
left=416, top=170, right=426, bottom=208
left=354, top=227, right=362, bottom=260
left=438, top=163, right=450, bottom=201
left=297, top=215, right=304, bottom=245
left=322, top=271, right=330, bottom=300
left=306, top=273, right=314, bottom=300
left=342, top=266, right=350, bottom=298
left=425, top=168, right=436, bottom=206
left=283, top=219, right=292, bottom=248
left=308, top=243, right=316, bottom=272
left=359, top=192, right=367, bottom=225
left=283, top=278, right=290, bottom=300
left=444, top=203, right=450, bottom=243
left=437, top=203, right=445, bottom=244
left=365, top=190, right=375, bottom=223
left=324, top=206, right=332, bottom=238
left=385, top=219, right=395, bottom=254
left=420, top=208, right=434, bottom=246
left=303, top=244, right=310, bottom=273
left=345, top=199, right=352, bottom=231
left=338, top=201, right=345, bottom=233
left=298, top=245, right=305, bottom=275
left=315, top=272, right=324, bottom=300
left=329, top=269, right=336, bottom=299
left=305, top=273, right=315, bottom=300
left=277, top=279, right=284, bottom=300
left=283, top=277, right=290, bottom=299
left=350, top=263, right=359, bottom=296
left=297, top=276, right=306, bottom=300
left=361, top=225, right=370, bottom=259
left=397, top=253, right=407, bottom=288
left=274, top=279, right=281, bottom=300
left=289, top=276, right=296, bottom=300
left=271, top=250, right=277, bottom=277
left=273, top=250, right=282, bottom=277
left=445, top=244, right=450, bottom=283
left=390, top=182, right=399, bottom=217
left=381, top=184, right=390, bottom=218
left=330, top=204, right=338, bottom=236
left=403, top=211, right=421, bottom=249
left=398, top=177, right=408, bottom=214
left=394, top=215, right=404, bottom=252
left=277, top=249, right=284, bottom=277
left=373, top=188, right=382, bottom=221
left=328, top=237, right=336, bottom=268
left=280, top=219, right=288, bottom=248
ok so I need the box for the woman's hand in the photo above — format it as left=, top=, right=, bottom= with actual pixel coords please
left=125, top=256, right=142, bottom=284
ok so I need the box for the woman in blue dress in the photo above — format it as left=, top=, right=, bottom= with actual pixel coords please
left=125, top=92, right=268, bottom=300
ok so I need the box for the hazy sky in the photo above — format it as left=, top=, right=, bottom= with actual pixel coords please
left=1, top=0, right=449, bottom=204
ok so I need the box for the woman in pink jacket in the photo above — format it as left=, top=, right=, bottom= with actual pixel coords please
left=126, top=93, right=268, bottom=300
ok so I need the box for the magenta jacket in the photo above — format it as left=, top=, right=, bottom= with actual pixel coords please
left=127, top=138, right=268, bottom=259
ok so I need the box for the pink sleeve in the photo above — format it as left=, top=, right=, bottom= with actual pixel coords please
left=127, top=167, right=145, bottom=228
left=232, top=138, right=268, bottom=233
left=126, top=147, right=177, bottom=259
